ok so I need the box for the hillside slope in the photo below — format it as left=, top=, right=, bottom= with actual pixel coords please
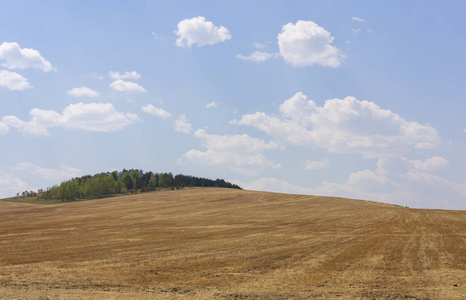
left=0, top=188, right=465, bottom=299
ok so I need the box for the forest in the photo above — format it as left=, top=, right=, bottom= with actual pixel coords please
left=38, top=169, right=241, bottom=201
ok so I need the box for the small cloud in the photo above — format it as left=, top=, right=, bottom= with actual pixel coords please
left=304, top=159, right=330, bottom=171
left=108, top=71, right=141, bottom=80
left=174, top=114, right=192, bottom=133
left=352, top=17, right=364, bottom=22
left=67, top=86, right=99, bottom=98
left=352, top=28, right=361, bottom=36
left=13, top=162, right=83, bottom=181
left=346, top=40, right=351, bottom=44
left=88, top=73, right=103, bottom=80
left=277, top=20, right=343, bottom=68
left=1, top=102, right=139, bottom=136
left=0, top=42, right=53, bottom=72
left=184, top=129, right=278, bottom=176
left=367, top=29, right=373, bottom=33
left=0, top=121, right=8, bottom=134
left=0, top=70, right=32, bottom=90
left=141, top=104, right=171, bottom=118
left=251, top=41, right=271, bottom=49
left=0, top=173, right=31, bottom=197
left=175, top=16, right=231, bottom=48
left=237, top=51, right=279, bottom=62
left=206, top=101, right=218, bottom=109
left=152, top=32, right=162, bottom=40
left=109, top=79, right=146, bottom=93
left=405, top=156, right=448, bottom=172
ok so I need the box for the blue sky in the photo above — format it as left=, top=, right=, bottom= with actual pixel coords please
left=1, top=0, right=465, bottom=209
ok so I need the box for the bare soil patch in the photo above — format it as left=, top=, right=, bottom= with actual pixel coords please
left=1, top=188, right=465, bottom=299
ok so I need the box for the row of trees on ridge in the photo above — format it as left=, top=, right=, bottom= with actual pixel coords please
left=39, top=169, right=241, bottom=201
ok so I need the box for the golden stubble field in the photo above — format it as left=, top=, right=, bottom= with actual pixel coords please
left=0, top=188, right=465, bottom=299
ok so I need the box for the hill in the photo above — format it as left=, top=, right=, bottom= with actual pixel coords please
left=0, top=188, right=465, bottom=299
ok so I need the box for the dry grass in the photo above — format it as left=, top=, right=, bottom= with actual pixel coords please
left=0, top=188, right=465, bottom=299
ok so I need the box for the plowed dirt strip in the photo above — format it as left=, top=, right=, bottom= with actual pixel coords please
left=0, top=188, right=465, bottom=299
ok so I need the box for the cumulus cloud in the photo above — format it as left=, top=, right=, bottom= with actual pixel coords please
left=141, top=104, right=171, bottom=118
left=352, top=17, right=364, bottom=22
left=0, top=42, right=53, bottom=72
left=314, top=156, right=462, bottom=209
left=206, top=101, right=218, bottom=108
left=108, top=71, right=141, bottom=80
left=352, top=28, right=361, bottom=36
left=1, top=102, right=139, bottom=136
left=314, top=169, right=397, bottom=197
left=237, top=51, right=279, bottom=62
left=184, top=129, right=279, bottom=175
left=239, top=156, right=465, bottom=209
left=251, top=41, right=271, bottom=49
left=175, top=16, right=231, bottom=48
left=174, top=114, right=192, bottom=133
left=0, top=173, right=31, bottom=197
left=67, top=86, right=99, bottom=98
left=406, top=156, right=448, bottom=172
left=0, top=121, right=8, bottom=134
left=0, top=70, right=32, bottom=90
left=109, top=80, right=146, bottom=93
left=277, top=21, right=343, bottom=68
left=238, top=177, right=315, bottom=195
left=233, top=92, right=440, bottom=158
left=304, top=159, right=329, bottom=170
left=13, top=162, right=82, bottom=181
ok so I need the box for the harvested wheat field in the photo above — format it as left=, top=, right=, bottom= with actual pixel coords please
left=0, top=188, right=465, bottom=299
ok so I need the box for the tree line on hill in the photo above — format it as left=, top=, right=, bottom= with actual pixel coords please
left=39, top=169, right=241, bottom=201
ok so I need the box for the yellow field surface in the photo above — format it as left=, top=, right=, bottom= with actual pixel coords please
left=0, top=188, right=465, bottom=299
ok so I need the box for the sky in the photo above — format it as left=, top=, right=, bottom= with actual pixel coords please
left=0, top=0, right=465, bottom=210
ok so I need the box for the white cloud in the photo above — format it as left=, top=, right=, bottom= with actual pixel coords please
left=233, top=92, right=440, bottom=158
left=352, top=17, right=364, bottom=22
left=152, top=32, right=162, bottom=41
left=108, top=71, right=141, bottom=80
left=463, top=128, right=466, bottom=133
left=0, top=173, right=31, bottom=197
left=277, top=21, right=343, bottom=68
left=239, top=160, right=465, bottom=209
left=175, top=16, right=231, bottom=48
left=141, top=104, right=171, bottom=118
left=88, top=73, right=104, bottom=80
left=406, top=156, right=448, bottom=172
left=1, top=102, right=139, bottom=136
left=174, top=114, right=192, bottom=133
left=237, top=51, right=279, bottom=62
left=251, top=41, right=271, bottom=49
left=0, top=70, right=32, bottom=90
left=0, top=42, right=53, bottom=72
left=304, top=159, right=329, bottom=170
left=238, top=177, right=315, bottom=195
left=0, top=121, right=8, bottom=134
left=314, top=169, right=397, bottom=197
left=184, top=129, right=279, bottom=175
left=206, top=101, right=218, bottom=108
left=109, top=79, right=146, bottom=93
left=323, top=157, right=463, bottom=209
left=67, top=86, right=99, bottom=98
left=235, top=154, right=463, bottom=209
left=352, top=28, right=361, bottom=36
left=13, top=162, right=82, bottom=181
